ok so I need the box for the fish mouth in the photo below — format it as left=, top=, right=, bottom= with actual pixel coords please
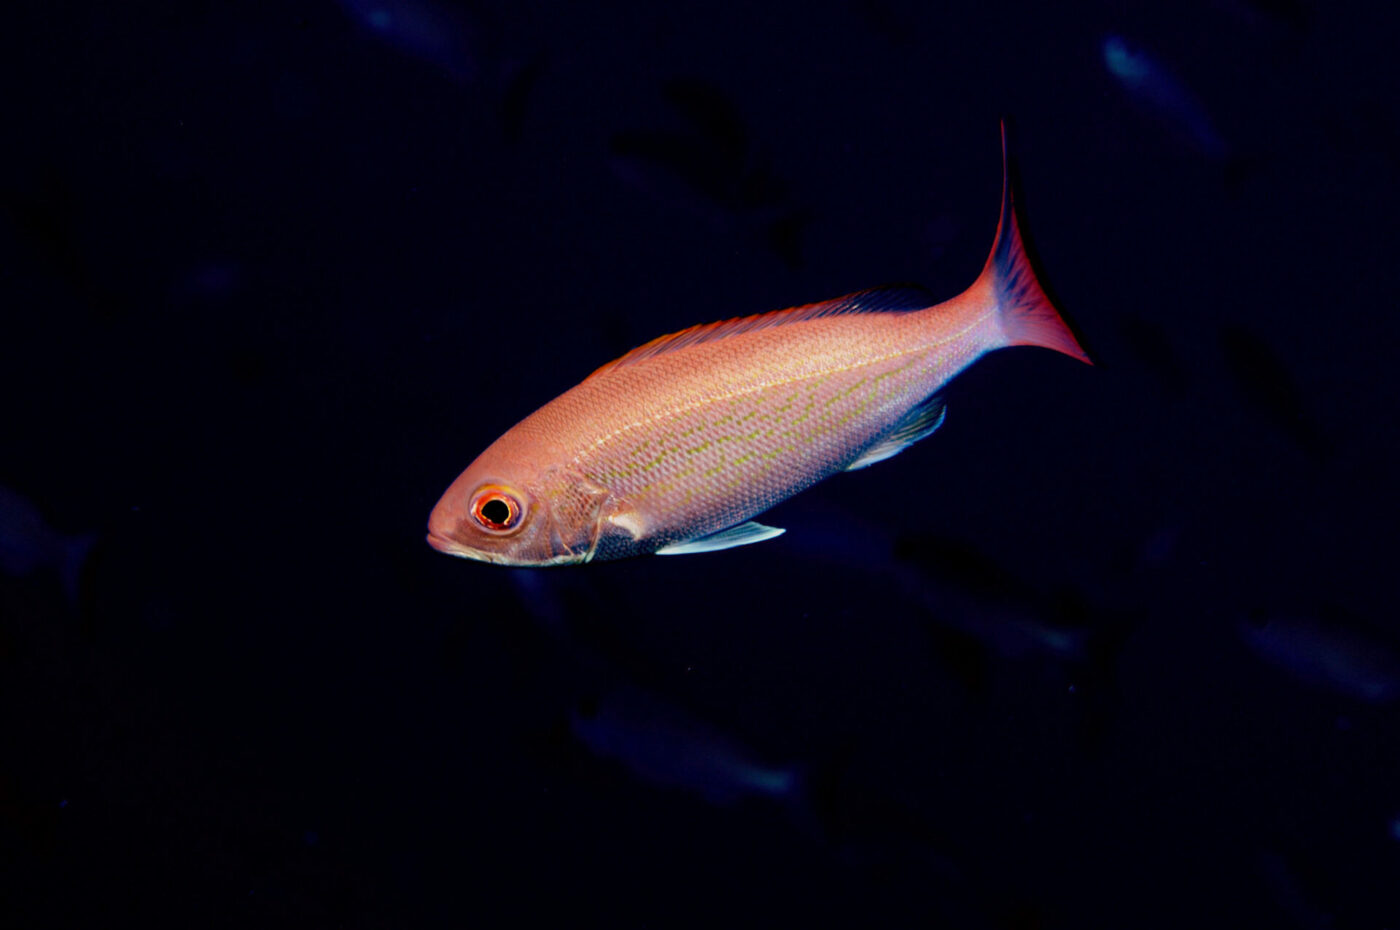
left=425, top=531, right=528, bottom=566
left=424, top=531, right=588, bottom=567
left=426, top=531, right=483, bottom=560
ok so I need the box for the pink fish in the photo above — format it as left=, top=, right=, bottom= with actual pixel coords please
left=428, top=127, right=1090, bottom=566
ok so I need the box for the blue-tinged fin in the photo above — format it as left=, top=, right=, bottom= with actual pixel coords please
left=655, top=521, right=785, bottom=555
left=974, top=122, right=1092, bottom=364
left=845, top=395, right=947, bottom=471
left=586, top=284, right=936, bottom=381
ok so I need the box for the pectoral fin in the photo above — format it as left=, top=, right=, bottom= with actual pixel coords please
left=606, top=508, right=646, bottom=540
left=845, top=395, right=947, bottom=471
left=655, top=521, right=785, bottom=556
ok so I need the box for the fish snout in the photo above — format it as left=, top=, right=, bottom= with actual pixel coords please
left=426, top=502, right=471, bottom=557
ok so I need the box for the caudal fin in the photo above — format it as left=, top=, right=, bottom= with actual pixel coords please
left=975, top=123, right=1091, bottom=365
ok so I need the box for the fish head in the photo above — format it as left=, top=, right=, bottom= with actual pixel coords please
left=426, top=442, right=608, bottom=567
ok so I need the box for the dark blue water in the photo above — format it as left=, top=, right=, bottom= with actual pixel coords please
left=4, top=0, right=1399, bottom=926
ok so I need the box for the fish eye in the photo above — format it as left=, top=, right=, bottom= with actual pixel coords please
left=470, top=486, right=524, bottom=533
left=480, top=498, right=510, bottom=524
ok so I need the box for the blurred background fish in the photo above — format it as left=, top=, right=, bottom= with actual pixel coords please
left=610, top=78, right=812, bottom=267
left=567, top=682, right=802, bottom=807
left=1239, top=605, right=1400, bottom=704
left=337, top=0, right=547, bottom=144
left=776, top=502, right=1134, bottom=667
left=0, top=484, right=95, bottom=605
left=501, top=564, right=976, bottom=889
left=1211, top=0, right=1311, bottom=37
left=337, top=0, right=492, bottom=85
left=1219, top=324, right=1329, bottom=460
left=1102, top=33, right=1237, bottom=167
left=1254, top=848, right=1335, bottom=930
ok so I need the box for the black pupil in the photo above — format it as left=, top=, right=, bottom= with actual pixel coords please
left=480, top=498, right=512, bottom=526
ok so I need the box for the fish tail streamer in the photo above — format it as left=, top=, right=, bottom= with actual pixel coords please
left=973, top=123, right=1092, bottom=365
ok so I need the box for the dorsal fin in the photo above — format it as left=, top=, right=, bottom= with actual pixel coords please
left=585, top=284, right=935, bottom=381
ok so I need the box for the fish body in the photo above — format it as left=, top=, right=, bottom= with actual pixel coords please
left=428, top=128, right=1089, bottom=566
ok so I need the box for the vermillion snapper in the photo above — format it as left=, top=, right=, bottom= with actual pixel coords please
left=427, top=126, right=1090, bottom=566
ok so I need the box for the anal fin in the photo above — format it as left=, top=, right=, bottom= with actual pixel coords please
left=655, top=521, right=785, bottom=556
left=845, top=395, right=947, bottom=471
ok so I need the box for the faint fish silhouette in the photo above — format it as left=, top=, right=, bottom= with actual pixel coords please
left=1211, top=0, right=1311, bottom=36
left=893, top=535, right=1096, bottom=661
left=1240, top=606, right=1400, bottom=703
left=1254, top=849, right=1335, bottom=930
left=506, top=551, right=969, bottom=876
left=776, top=504, right=1134, bottom=691
left=609, top=78, right=811, bottom=267
left=891, top=533, right=1137, bottom=747
left=338, top=0, right=491, bottom=84
left=1219, top=324, right=1329, bottom=459
left=498, top=52, right=547, bottom=144
left=1, top=166, right=127, bottom=323
left=0, top=485, right=95, bottom=603
left=1102, top=34, right=1239, bottom=167
left=569, top=683, right=802, bottom=807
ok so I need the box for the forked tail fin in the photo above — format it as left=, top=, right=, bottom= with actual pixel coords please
left=975, top=123, right=1091, bottom=365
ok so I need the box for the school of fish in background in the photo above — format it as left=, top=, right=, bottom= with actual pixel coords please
left=3, top=0, right=1399, bottom=926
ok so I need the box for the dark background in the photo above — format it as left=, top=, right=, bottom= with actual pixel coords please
left=4, top=0, right=1399, bottom=926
